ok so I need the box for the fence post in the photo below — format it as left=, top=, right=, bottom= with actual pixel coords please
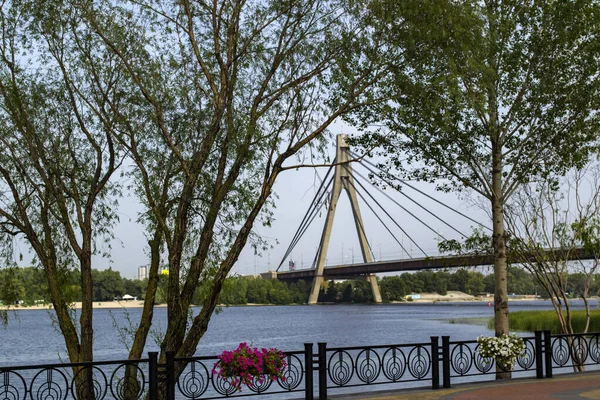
left=165, top=351, right=176, bottom=400
left=148, top=352, right=158, bottom=400
left=534, top=331, right=543, bottom=379
left=304, top=343, right=314, bottom=400
left=441, top=336, right=451, bottom=388
left=430, top=336, right=440, bottom=389
left=317, top=343, right=328, bottom=400
left=544, top=330, right=553, bottom=379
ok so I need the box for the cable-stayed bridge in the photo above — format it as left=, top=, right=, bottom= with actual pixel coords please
left=265, top=134, right=598, bottom=304
left=275, top=247, right=598, bottom=279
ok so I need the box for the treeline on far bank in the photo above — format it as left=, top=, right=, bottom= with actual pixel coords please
left=0, top=267, right=147, bottom=305
left=4, top=265, right=599, bottom=306
left=222, top=266, right=600, bottom=304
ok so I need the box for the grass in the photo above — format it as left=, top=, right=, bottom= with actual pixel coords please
left=487, top=309, right=600, bottom=334
left=448, top=317, right=491, bottom=326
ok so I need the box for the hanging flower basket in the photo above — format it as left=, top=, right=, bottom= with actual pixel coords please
left=477, top=334, right=525, bottom=371
left=212, top=343, right=286, bottom=390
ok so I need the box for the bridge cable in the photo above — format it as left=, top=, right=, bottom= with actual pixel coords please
left=276, top=172, right=334, bottom=271
left=285, top=170, right=335, bottom=252
left=276, top=162, right=336, bottom=271
left=350, top=176, right=428, bottom=257
left=347, top=179, right=413, bottom=259
left=283, top=175, right=334, bottom=268
left=354, top=172, right=447, bottom=243
left=352, top=154, right=491, bottom=231
left=353, top=169, right=468, bottom=238
left=342, top=180, right=377, bottom=262
left=310, top=189, right=331, bottom=269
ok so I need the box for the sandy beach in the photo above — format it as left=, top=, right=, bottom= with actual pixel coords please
left=1, top=291, right=541, bottom=311
left=0, top=300, right=167, bottom=311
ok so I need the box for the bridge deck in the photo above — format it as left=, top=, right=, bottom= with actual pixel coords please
left=276, top=247, right=597, bottom=280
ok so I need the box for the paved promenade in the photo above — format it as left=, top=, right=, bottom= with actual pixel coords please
left=335, top=371, right=600, bottom=399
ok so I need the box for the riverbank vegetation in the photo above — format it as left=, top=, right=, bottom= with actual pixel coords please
left=494, top=310, right=600, bottom=334
left=3, top=266, right=598, bottom=306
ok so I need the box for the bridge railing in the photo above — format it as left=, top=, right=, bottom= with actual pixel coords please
left=2, top=331, right=600, bottom=400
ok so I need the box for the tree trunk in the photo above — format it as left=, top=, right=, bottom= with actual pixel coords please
left=129, top=233, right=162, bottom=360
left=491, top=141, right=510, bottom=379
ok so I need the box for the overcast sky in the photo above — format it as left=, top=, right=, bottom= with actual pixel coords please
left=89, top=122, right=491, bottom=280
left=9, top=122, right=491, bottom=280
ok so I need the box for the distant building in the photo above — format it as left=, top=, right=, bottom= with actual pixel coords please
left=138, top=265, right=148, bottom=281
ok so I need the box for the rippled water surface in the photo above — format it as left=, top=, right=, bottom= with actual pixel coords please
left=2, top=300, right=596, bottom=366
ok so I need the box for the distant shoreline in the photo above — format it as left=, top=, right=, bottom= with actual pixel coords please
left=1, top=292, right=547, bottom=311
left=0, top=300, right=166, bottom=311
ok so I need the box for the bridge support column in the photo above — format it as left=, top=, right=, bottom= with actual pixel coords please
left=307, top=134, right=381, bottom=304
left=367, top=274, right=382, bottom=303
left=308, top=275, right=324, bottom=305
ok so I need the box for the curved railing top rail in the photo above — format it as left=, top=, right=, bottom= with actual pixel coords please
left=552, top=332, right=600, bottom=339
left=448, top=335, right=536, bottom=346
left=326, top=342, right=430, bottom=352
left=174, top=349, right=306, bottom=363
left=0, top=358, right=149, bottom=372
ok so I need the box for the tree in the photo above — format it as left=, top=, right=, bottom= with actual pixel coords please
left=218, top=275, right=249, bottom=305
left=93, top=268, right=126, bottom=301
left=72, top=0, right=392, bottom=380
left=268, top=280, right=292, bottom=304
left=123, top=278, right=147, bottom=300
left=246, top=278, right=269, bottom=304
left=0, top=267, right=25, bottom=305
left=288, top=280, right=308, bottom=304
left=0, top=4, right=390, bottom=392
left=350, top=0, right=600, bottom=350
left=381, top=276, right=407, bottom=301
left=505, top=166, right=600, bottom=371
left=0, top=3, right=124, bottom=391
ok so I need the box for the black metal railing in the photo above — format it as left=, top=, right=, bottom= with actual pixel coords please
left=166, top=350, right=307, bottom=399
left=316, top=340, right=435, bottom=399
left=3, top=331, right=600, bottom=400
left=0, top=358, right=149, bottom=400
left=548, top=332, right=600, bottom=373
left=443, top=334, right=538, bottom=382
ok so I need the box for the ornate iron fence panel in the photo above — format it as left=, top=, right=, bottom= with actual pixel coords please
left=7, top=332, right=600, bottom=400
left=0, top=359, right=149, bottom=400
left=447, top=336, right=538, bottom=380
left=323, top=341, right=433, bottom=394
left=550, top=333, right=600, bottom=372
left=174, top=350, right=306, bottom=399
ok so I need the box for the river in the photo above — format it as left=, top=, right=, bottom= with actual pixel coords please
left=1, top=300, right=596, bottom=367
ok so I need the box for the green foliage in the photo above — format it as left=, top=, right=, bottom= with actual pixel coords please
left=495, top=310, right=600, bottom=334
left=351, top=0, right=600, bottom=336
left=92, top=268, right=127, bottom=302
left=0, top=267, right=25, bottom=305
left=0, top=266, right=145, bottom=303
left=6, top=265, right=595, bottom=306
left=380, top=276, right=407, bottom=300
left=438, top=228, right=492, bottom=255
left=215, top=276, right=310, bottom=306
left=351, top=0, right=600, bottom=191
left=218, top=276, right=249, bottom=305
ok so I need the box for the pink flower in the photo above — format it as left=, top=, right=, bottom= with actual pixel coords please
left=211, top=343, right=287, bottom=391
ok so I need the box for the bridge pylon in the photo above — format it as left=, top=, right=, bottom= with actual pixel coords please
left=308, top=134, right=382, bottom=304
